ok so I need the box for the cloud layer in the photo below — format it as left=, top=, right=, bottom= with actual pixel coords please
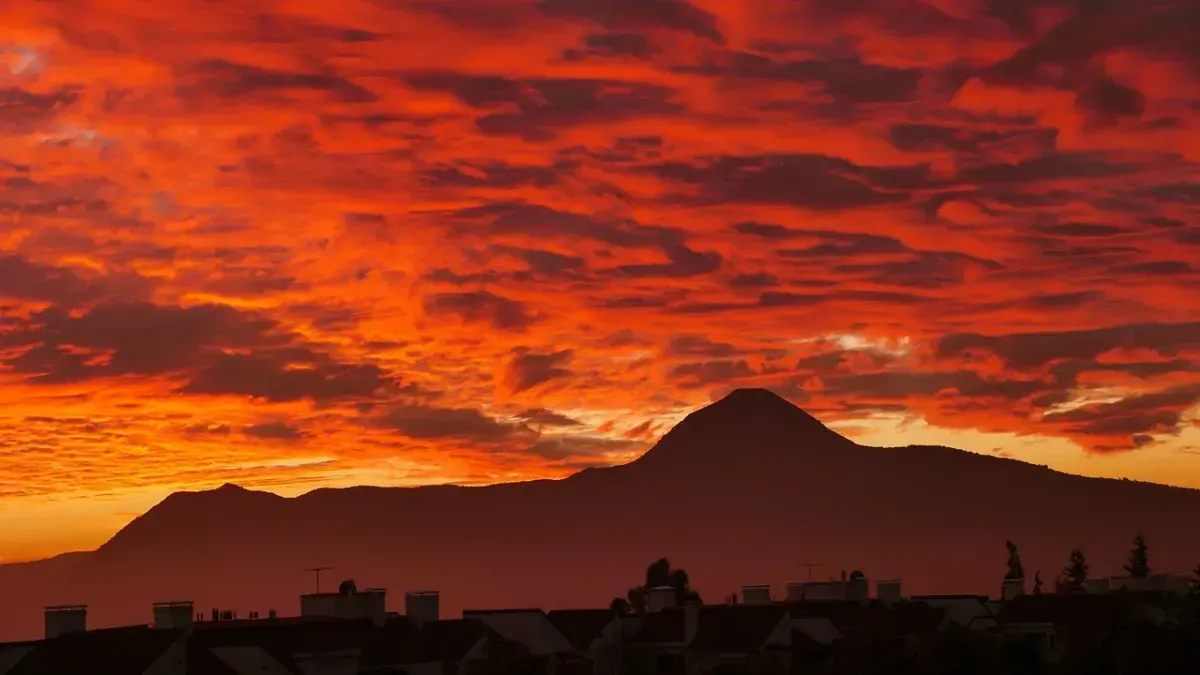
left=1, top=0, right=1199, bottom=557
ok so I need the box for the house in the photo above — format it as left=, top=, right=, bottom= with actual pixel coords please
left=908, top=595, right=997, bottom=630
left=544, top=610, right=627, bottom=675
left=784, top=574, right=869, bottom=604
left=785, top=599, right=947, bottom=673
left=357, top=618, right=493, bottom=675
left=623, top=607, right=686, bottom=674
left=687, top=605, right=791, bottom=675
left=193, top=615, right=381, bottom=675
left=461, top=609, right=574, bottom=673
left=5, top=625, right=188, bottom=675
left=623, top=603, right=794, bottom=675
left=992, top=592, right=1161, bottom=666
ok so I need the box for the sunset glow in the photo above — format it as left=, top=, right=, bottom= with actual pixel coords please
left=1, top=0, right=1199, bottom=561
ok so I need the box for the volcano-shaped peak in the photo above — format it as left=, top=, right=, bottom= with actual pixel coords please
left=632, top=388, right=855, bottom=470
left=686, top=388, right=842, bottom=432
left=711, top=387, right=799, bottom=410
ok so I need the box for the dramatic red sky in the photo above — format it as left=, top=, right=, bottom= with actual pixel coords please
left=1, top=0, right=1198, bottom=561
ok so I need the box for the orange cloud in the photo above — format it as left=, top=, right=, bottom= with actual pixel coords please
left=0, top=0, right=1199, bottom=560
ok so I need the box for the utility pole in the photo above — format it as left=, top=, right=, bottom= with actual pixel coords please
left=302, top=567, right=332, bottom=594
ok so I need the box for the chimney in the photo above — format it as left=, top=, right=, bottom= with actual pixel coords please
left=358, top=589, right=388, bottom=626
left=741, top=585, right=772, bottom=606
left=153, top=601, right=195, bottom=631
left=405, top=591, right=440, bottom=625
left=876, top=580, right=903, bottom=605
left=683, top=600, right=700, bottom=645
left=44, top=605, right=87, bottom=639
left=646, top=586, right=677, bottom=614
left=1002, top=577, right=1025, bottom=601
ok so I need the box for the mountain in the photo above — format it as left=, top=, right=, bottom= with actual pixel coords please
left=2, top=388, right=1199, bottom=640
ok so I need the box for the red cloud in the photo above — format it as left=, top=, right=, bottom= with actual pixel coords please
left=0, top=0, right=1199, bottom=559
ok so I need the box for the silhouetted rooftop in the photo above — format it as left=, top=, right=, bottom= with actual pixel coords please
left=545, top=609, right=617, bottom=650
left=8, top=626, right=182, bottom=675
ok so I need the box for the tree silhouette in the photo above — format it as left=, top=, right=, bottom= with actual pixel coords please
left=1124, top=532, right=1150, bottom=579
left=624, top=557, right=699, bottom=614
left=1190, top=564, right=1200, bottom=595
left=609, top=597, right=630, bottom=615
left=1062, top=548, right=1089, bottom=592
left=1004, top=540, right=1025, bottom=580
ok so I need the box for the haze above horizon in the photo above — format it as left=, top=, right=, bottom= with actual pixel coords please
left=1, top=0, right=1198, bottom=562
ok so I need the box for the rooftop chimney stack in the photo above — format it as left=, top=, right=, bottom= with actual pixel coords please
left=876, top=579, right=903, bottom=605
left=1002, top=577, right=1025, bottom=601
left=740, top=585, right=772, bottom=605
left=404, top=590, right=440, bottom=625
left=645, top=586, right=678, bottom=613
left=153, top=601, right=195, bottom=631
left=44, top=605, right=87, bottom=639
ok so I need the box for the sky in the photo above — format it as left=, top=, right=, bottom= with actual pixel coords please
left=0, top=0, right=1198, bottom=561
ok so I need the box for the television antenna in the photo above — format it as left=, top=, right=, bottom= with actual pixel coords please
left=302, top=567, right=332, bottom=594
left=799, top=562, right=821, bottom=582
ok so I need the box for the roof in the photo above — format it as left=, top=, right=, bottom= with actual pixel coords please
left=359, top=618, right=489, bottom=668
left=792, top=618, right=841, bottom=646
left=186, top=642, right=242, bottom=675
left=8, top=626, right=182, bottom=675
left=994, top=593, right=1145, bottom=629
left=462, top=608, right=545, bottom=615
left=629, top=609, right=684, bottom=644
left=690, top=605, right=788, bottom=653
left=545, top=610, right=617, bottom=650
left=788, top=600, right=944, bottom=637
left=911, top=594, right=990, bottom=602
left=193, top=615, right=378, bottom=654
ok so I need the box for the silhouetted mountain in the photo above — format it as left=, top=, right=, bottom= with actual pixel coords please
left=633, top=388, right=857, bottom=472
left=3, top=388, right=1200, bottom=640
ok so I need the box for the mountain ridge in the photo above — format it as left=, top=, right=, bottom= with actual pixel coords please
left=1, top=387, right=1198, bottom=641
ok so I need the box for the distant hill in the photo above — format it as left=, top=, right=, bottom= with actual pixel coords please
left=2, top=388, right=1199, bottom=640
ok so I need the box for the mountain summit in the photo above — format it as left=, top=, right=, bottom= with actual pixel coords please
left=634, top=387, right=856, bottom=470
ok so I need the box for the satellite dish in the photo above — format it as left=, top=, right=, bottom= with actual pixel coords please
left=339, top=579, right=358, bottom=595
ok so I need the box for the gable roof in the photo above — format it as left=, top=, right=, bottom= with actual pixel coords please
left=690, top=605, right=788, bottom=653
left=629, top=610, right=684, bottom=644
left=359, top=618, right=488, bottom=668
left=461, top=609, right=572, bottom=655
left=545, top=610, right=616, bottom=650
left=8, top=626, right=182, bottom=675
left=186, top=641, right=242, bottom=675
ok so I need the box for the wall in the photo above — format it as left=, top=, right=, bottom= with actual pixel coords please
left=299, top=592, right=386, bottom=620
left=43, top=609, right=86, bottom=638
left=300, top=594, right=338, bottom=617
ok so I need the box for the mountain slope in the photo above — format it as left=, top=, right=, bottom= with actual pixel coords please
left=1, top=388, right=1198, bottom=640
